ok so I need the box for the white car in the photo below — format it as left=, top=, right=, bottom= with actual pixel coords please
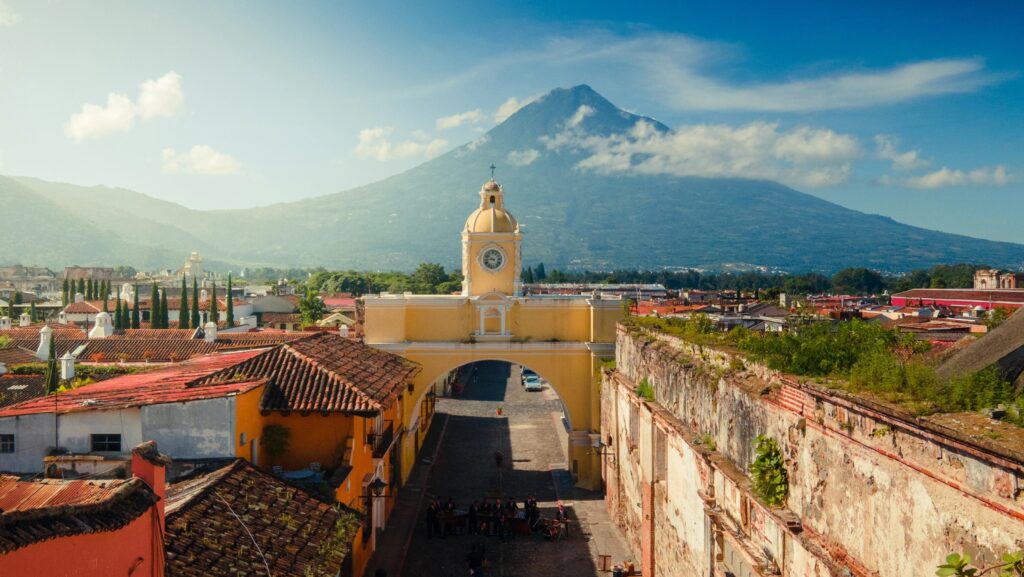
left=523, top=375, right=544, bottom=392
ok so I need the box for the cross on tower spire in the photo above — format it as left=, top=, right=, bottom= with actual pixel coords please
left=489, top=163, right=496, bottom=179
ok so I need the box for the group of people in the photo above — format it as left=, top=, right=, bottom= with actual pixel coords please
left=425, top=495, right=570, bottom=541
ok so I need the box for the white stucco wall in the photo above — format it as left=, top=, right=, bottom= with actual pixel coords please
left=141, top=397, right=236, bottom=458
left=0, top=413, right=58, bottom=473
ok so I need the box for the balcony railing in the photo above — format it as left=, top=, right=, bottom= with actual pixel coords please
left=366, top=421, right=395, bottom=459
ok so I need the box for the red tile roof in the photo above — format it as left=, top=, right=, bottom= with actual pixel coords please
left=195, top=332, right=420, bottom=414
left=165, top=460, right=356, bottom=577
left=0, top=347, right=39, bottom=366
left=893, top=288, right=1024, bottom=304
left=62, top=300, right=109, bottom=314
left=0, top=326, right=86, bottom=339
left=259, top=312, right=302, bottom=324
left=0, top=475, right=158, bottom=553
left=0, top=350, right=267, bottom=417
left=321, top=296, right=356, bottom=308
left=78, top=339, right=220, bottom=363
left=112, top=329, right=197, bottom=339
left=0, top=375, right=46, bottom=408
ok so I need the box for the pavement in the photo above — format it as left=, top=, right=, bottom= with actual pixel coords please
left=365, top=361, right=635, bottom=577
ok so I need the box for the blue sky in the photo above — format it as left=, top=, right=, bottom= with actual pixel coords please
left=0, top=0, right=1021, bottom=243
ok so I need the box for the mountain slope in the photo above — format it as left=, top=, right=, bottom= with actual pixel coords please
left=3, top=85, right=1023, bottom=272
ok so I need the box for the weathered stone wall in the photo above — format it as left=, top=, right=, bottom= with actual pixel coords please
left=604, top=325, right=1024, bottom=577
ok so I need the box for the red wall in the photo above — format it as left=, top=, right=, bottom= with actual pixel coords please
left=890, top=296, right=1021, bottom=310
left=0, top=509, right=162, bottom=577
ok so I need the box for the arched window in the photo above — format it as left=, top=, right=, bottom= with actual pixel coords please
left=489, top=195, right=496, bottom=204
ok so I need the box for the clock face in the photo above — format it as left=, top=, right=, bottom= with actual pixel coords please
left=481, top=248, right=505, bottom=271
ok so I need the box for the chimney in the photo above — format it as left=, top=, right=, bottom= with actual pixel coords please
left=0, top=316, right=9, bottom=330
left=204, top=321, right=218, bottom=342
left=36, top=325, right=53, bottom=360
left=19, top=312, right=31, bottom=327
left=88, top=311, right=114, bottom=339
left=60, top=352, right=75, bottom=380
left=130, top=441, right=171, bottom=535
left=339, top=324, right=350, bottom=338
left=58, top=311, right=68, bottom=325
left=200, top=289, right=209, bottom=301
left=0, top=361, right=7, bottom=375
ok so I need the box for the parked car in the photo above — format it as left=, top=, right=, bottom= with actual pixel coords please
left=521, top=369, right=538, bottom=385
left=523, top=375, right=544, bottom=392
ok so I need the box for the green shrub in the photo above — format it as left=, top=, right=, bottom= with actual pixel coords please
left=750, top=435, right=788, bottom=507
left=635, top=377, right=655, bottom=402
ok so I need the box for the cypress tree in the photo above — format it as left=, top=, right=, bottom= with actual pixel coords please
left=209, top=282, right=219, bottom=324
left=62, top=278, right=69, bottom=306
left=114, top=291, right=123, bottom=329
left=179, top=276, right=189, bottom=329
left=43, top=336, right=58, bottom=395
left=102, top=284, right=109, bottom=313
left=160, top=288, right=169, bottom=329
left=29, top=301, right=37, bottom=323
left=191, top=278, right=200, bottom=329
left=225, top=275, right=234, bottom=327
left=77, top=278, right=84, bottom=299
left=535, top=263, right=547, bottom=280
left=87, top=279, right=94, bottom=301
left=131, top=285, right=140, bottom=329
left=150, top=284, right=161, bottom=328
left=523, top=266, right=534, bottom=284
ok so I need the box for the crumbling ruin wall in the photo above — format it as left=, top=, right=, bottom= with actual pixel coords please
left=606, top=325, right=1024, bottom=577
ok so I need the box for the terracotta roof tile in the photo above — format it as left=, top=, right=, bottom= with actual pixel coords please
left=0, top=476, right=158, bottom=553
left=196, top=332, right=420, bottom=414
left=0, top=347, right=38, bottom=366
left=0, top=375, right=46, bottom=408
left=78, top=339, right=219, bottom=363
left=165, top=460, right=356, bottom=577
left=0, top=350, right=267, bottom=417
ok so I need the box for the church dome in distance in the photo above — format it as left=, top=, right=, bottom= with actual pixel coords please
left=465, top=179, right=518, bottom=233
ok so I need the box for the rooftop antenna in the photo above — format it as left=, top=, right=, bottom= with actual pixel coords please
left=490, top=163, right=496, bottom=179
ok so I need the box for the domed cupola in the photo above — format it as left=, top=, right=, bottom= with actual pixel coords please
left=464, top=179, right=518, bottom=233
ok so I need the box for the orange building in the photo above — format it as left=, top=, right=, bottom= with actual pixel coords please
left=0, top=442, right=168, bottom=577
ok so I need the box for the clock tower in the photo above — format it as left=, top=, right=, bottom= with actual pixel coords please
left=462, top=179, right=522, bottom=297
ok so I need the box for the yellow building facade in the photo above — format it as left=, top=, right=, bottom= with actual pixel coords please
left=363, top=179, right=622, bottom=489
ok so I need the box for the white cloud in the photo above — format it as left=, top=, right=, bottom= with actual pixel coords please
left=355, top=127, right=448, bottom=161
left=162, top=145, right=241, bottom=175
left=65, top=72, right=184, bottom=141
left=64, top=93, right=137, bottom=142
left=0, top=1, right=19, bottom=26
left=558, top=119, right=860, bottom=188
left=137, top=72, right=184, bottom=119
left=566, top=105, right=595, bottom=129
left=418, top=32, right=1002, bottom=113
left=903, top=165, right=1009, bottom=189
left=507, top=148, right=540, bottom=167
left=495, top=96, right=531, bottom=122
left=874, top=134, right=928, bottom=170
left=436, top=109, right=484, bottom=130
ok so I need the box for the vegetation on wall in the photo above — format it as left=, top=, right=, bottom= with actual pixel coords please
left=635, top=377, right=655, bottom=402
left=303, top=507, right=361, bottom=577
left=937, top=551, right=1024, bottom=576
left=627, top=316, right=1024, bottom=426
left=750, top=435, right=789, bottom=507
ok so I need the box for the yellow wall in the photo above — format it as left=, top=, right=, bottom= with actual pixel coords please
left=463, top=235, right=520, bottom=296
left=234, top=386, right=266, bottom=462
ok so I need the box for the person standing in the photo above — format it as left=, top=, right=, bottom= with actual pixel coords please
left=468, top=500, right=480, bottom=535
left=526, top=494, right=539, bottom=532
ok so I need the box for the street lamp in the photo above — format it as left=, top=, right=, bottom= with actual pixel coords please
left=369, top=477, right=387, bottom=498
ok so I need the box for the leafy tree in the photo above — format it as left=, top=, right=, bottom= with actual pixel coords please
left=985, top=308, right=1011, bottom=331
left=299, top=290, right=325, bottom=326
left=209, top=282, right=219, bottom=324
left=190, top=278, right=200, bottom=329
left=930, top=263, right=987, bottom=289
left=12, top=291, right=22, bottom=305
left=131, top=285, right=140, bottom=329
left=226, top=274, right=234, bottom=327
left=830, top=267, right=885, bottom=295
left=178, top=276, right=189, bottom=329
left=410, top=263, right=449, bottom=293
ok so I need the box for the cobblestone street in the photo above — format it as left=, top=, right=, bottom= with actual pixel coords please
left=390, top=361, right=633, bottom=577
